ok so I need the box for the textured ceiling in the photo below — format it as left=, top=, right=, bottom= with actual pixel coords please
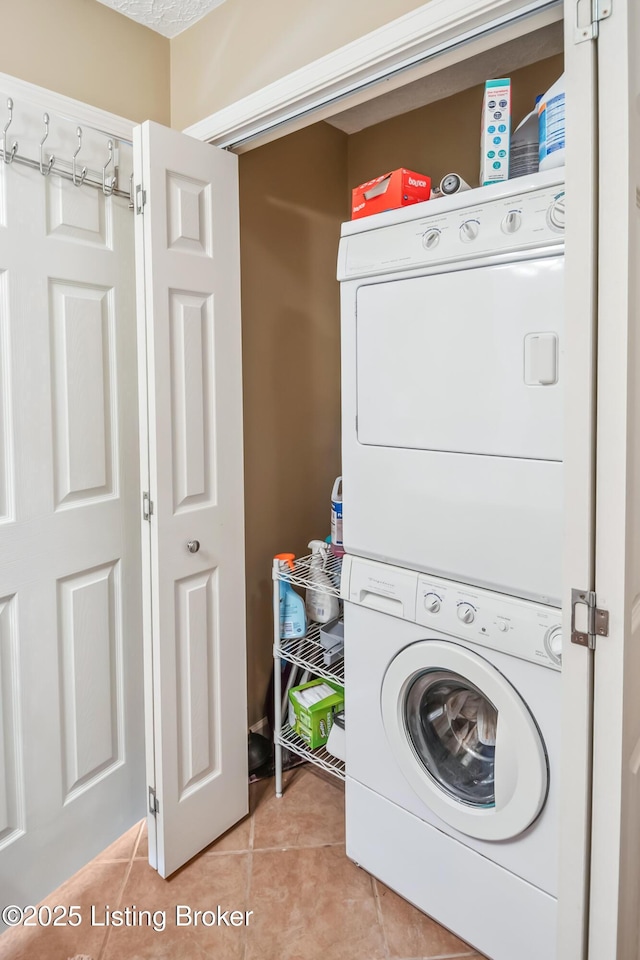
left=95, top=0, right=228, bottom=38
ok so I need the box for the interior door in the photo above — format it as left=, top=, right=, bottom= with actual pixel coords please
left=0, top=108, right=144, bottom=912
left=586, top=2, right=640, bottom=956
left=133, top=121, right=248, bottom=877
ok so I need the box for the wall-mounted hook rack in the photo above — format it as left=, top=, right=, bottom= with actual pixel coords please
left=2, top=98, right=18, bottom=164
left=72, top=126, right=87, bottom=186
left=39, top=113, right=55, bottom=176
left=102, top=139, right=116, bottom=196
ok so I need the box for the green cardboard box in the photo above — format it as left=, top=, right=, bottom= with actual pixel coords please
left=289, top=678, right=344, bottom=749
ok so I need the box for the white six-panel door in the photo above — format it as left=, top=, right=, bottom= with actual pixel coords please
left=0, top=106, right=144, bottom=909
left=133, top=121, right=248, bottom=877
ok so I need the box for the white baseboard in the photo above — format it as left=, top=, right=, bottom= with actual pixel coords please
left=250, top=716, right=270, bottom=736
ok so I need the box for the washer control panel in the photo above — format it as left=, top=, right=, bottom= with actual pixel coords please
left=341, top=555, right=562, bottom=671
left=415, top=574, right=562, bottom=670
left=338, top=175, right=565, bottom=281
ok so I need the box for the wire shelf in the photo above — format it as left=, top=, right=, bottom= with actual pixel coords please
left=278, top=620, right=344, bottom=684
left=277, top=724, right=345, bottom=781
left=275, top=550, right=343, bottom=597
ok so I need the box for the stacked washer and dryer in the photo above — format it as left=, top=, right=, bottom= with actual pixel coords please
left=336, top=169, right=565, bottom=960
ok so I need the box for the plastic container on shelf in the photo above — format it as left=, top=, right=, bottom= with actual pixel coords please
left=305, top=540, right=340, bottom=623
left=274, top=553, right=306, bottom=639
left=538, top=74, right=566, bottom=171
left=330, top=477, right=345, bottom=557
left=510, top=97, right=541, bottom=178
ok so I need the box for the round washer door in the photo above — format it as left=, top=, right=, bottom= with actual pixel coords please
left=381, top=640, right=548, bottom=841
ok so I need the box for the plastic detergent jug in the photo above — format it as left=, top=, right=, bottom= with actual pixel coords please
left=305, top=540, right=340, bottom=624
left=538, top=74, right=566, bottom=171
left=330, top=477, right=344, bottom=557
left=510, top=97, right=541, bottom=178
left=274, top=553, right=306, bottom=639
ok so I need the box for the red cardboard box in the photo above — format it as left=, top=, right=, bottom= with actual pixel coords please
left=351, top=168, right=431, bottom=219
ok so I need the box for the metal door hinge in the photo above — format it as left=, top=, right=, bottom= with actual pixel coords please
left=142, top=491, right=154, bottom=521
left=571, top=588, right=610, bottom=648
left=135, top=184, right=147, bottom=214
left=575, top=0, right=611, bottom=42
left=148, top=786, right=159, bottom=817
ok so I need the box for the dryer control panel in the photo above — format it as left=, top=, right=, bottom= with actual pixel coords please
left=341, top=555, right=562, bottom=671
left=337, top=170, right=565, bottom=282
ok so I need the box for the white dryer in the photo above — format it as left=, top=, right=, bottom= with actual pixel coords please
left=337, top=170, right=565, bottom=605
left=341, top=554, right=562, bottom=960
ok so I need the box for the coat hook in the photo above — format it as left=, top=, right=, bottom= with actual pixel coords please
left=39, top=113, right=55, bottom=176
left=72, top=126, right=87, bottom=186
left=102, top=139, right=115, bottom=196
left=2, top=98, right=18, bottom=164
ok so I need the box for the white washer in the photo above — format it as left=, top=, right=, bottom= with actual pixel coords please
left=337, top=169, right=565, bottom=605
left=341, top=554, right=561, bottom=960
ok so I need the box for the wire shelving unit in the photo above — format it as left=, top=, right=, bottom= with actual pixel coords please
left=272, top=551, right=344, bottom=796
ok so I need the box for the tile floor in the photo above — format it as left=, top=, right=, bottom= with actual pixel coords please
left=0, top=766, right=487, bottom=960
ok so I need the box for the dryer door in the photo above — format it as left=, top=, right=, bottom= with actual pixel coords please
left=356, top=256, right=564, bottom=461
left=381, top=640, right=548, bottom=841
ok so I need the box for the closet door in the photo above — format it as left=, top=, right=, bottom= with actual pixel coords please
left=0, top=112, right=144, bottom=911
left=585, top=2, right=640, bottom=956
left=133, top=121, right=247, bottom=877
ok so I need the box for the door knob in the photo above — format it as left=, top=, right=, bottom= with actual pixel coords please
left=187, top=540, right=200, bottom=553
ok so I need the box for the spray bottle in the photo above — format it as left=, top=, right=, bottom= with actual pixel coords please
left=274, top=553, right=307, bottom=639
left=305, top=540, right=340, bottom=624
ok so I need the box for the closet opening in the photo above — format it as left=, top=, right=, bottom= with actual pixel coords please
left=236, top=20, right=564, bottom=729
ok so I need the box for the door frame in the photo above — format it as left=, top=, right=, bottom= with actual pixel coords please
left=183, top=4, right=597, bottom=959
left=183, top=0, right=563, bottom=150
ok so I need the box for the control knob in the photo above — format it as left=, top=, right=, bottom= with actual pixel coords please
left=457, top=602, right=476, bottom=624
left=501, top=210, right=522, bottom=234
left=422, top=228, right=441, bottom=250
left=547, top=193, right=566, bottom=232
left=545, top=625, right=563, bottom=664
left=497, top=619, right=509, bottom=633
left=423, top=593, right=441, bottom=614
left=460, top=220, right=480, bottom=242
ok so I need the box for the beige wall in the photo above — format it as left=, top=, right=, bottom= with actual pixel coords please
left=171, top=0, right=434, bottom=130
left=239, top=121, right=348, bottom=726
left=0, top=0, right=170, bottom=124
left=348, top=54, right=564, bottom=192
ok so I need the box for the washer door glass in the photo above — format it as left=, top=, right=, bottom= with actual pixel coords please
left=405, top=670, right=498, bottom=807
left=382, top=640, right=550, bottom=841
